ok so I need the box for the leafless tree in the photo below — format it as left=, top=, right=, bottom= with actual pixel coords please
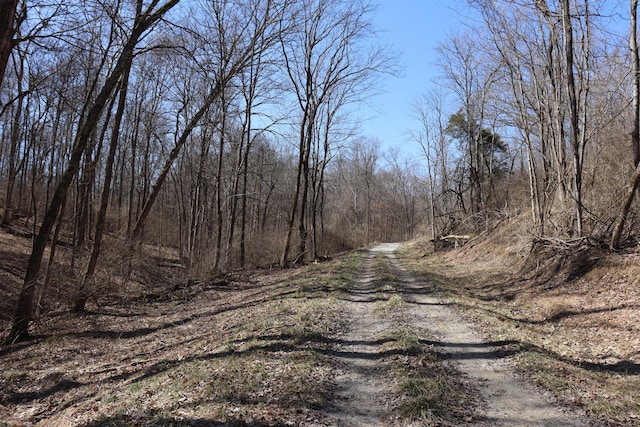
left=412, top=89, right=450, bottom=241
left=612, top=0, right=640, bottom=249
left=278, top=0, right=391, bottom=266
left=6, top=0, right=182, bottom=344
left=1, top=44, right=25, bottom=226
left=437, top=33, right=503, bottom=226
left=127, top=0, right=292, bottom=268
left=352, top=137, right=379, bottom=246
left=0, top=0, right=22, bottom=89
left=468, top=0, right=615, bottom=238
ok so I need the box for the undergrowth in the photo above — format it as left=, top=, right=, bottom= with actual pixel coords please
left=1, top=251, right=364, bottom=426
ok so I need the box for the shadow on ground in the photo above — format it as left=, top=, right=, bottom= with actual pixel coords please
left=81, top=414, right=280, bottom=427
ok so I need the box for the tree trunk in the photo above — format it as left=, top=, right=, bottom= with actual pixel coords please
left=5, top=0, right=180, bottom=344
left=225, top=133, right=244, bottom=269
left=633, top=0, right=640, bottom=167
left=74, top=64, right=131, bottom=313
left=0, top=0, right=19, bottom=89
left=37, top=199, right=65, bottom=316
left=126, top=108, right=139, bottom=239
left=611, top=0, right=640, bottom=250
left=280, top=113, right=308, bottom=268
left=128, top=81, right=222, bottom=248
left=562, top=0, right=583, bottom=236
left=611, top=163, right=640, bottom=249
left=297, top=138, right=311, bottom=261
left=2, top=58, right=23, bottom=225
left=239, top=124, right=251, bottom=268
left=213, top=97, right=226, bottom=272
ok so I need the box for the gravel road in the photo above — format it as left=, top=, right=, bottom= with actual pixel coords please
left=326, top=243, right=589, bottom=426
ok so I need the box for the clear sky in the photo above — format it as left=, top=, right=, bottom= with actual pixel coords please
left=359, top=1, right=473, bottom=162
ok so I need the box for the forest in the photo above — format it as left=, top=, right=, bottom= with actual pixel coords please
left=1, top=0, right=639, bottom=346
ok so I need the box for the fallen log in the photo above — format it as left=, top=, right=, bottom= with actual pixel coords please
left=439, top=234, right=472, bottom=248
left=440, top=234, right=472, bottom=241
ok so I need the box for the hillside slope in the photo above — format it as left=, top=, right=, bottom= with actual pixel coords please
left=400, top=217, right=640, bottom=426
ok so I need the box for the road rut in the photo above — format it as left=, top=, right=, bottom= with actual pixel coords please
left=326, top=243, right=588, bottom=426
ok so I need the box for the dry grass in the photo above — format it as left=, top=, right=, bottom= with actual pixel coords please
left=0, top=243, right=363, bottom=426
left=0, top=225, right=482, bottom=426
left=0, top=223, right=486, bottom=427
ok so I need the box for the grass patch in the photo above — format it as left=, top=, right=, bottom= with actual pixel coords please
left=375, top=293, right=405, bottom=318
left=88, top=308, right=337, bottom=424
left=59, top=251, right=363, bottom=426
left=381, top=326, right=422, bottom=354
left=396, top=340, right=479, bottom=425
left=294, top=252, right=363, bottom=298
left=516, top=348, right=639, bottom=421
left=398, top=376, right=458, bottom=422
left=373, top=320, right=479, bottom=425
left=516, top=350, right=575, bottom=395
left=387, top=294, right=404, bottom=306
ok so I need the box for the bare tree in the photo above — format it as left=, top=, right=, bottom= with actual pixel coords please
left=279, top=0, right=391, bottom=266
left=611, top=0, right=640, bottom=249
left=230, top=45, right=280, bottom=267
left=6, top=0, right=181, bottom=344
left=561, top=0, right=584, bottom=236
left=437, top=33, right=502, bottom=226
left=237, top=52, right=270, bottom=267
left=73, top=25, right=135, bottom=311
left=1, top=44, right=25, bottom=225
left=350, top=137, right=378, bottom=246
left=412, top=89, right=450, bottom=241
left=469, top=0, right=613, bottom=238
left=472, top=0, right=548, bottom=233
left=634, top=0, right=640, bottom=168
left=128, top=0, right=292, bottom=264
left=385, top=150, right=418, bottom=240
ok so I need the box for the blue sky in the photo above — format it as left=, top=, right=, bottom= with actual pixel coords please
left=358, top=1, right=472, bottom=162
left=362, top=0, right=629, bottom=164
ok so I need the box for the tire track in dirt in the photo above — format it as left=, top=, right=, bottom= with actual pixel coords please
left=326, top=243, right=590, bottom=425
left=325, top=250, right=396, bottom=426
left=378, top=242, right=590, bottom=426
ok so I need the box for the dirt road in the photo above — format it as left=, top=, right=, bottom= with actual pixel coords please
left=327, top=243, right=588, bottom=426
left=0, top=242, right=592, bottom=426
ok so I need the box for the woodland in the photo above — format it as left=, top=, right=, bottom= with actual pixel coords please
left=1, top=0, right=640, bottom=348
